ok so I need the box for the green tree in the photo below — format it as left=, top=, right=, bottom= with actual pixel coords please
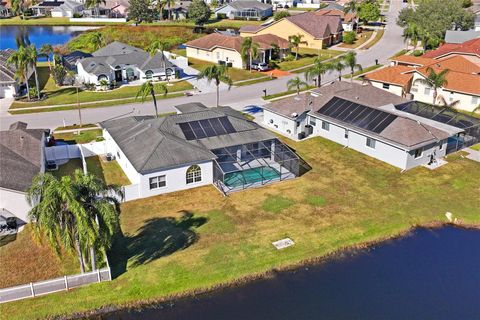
left=403, top=22, right=420, bottom=50
left=287, top=76, right=308, bottom=95
left=274, top=11, right=290, bottom=21
left=343, top=0, right=358, bottom=14
left=305, top=58, right=332, bottom=87
left=288, top=34, right=307, bottom=60
left=148, top=40, right=171, bottom=82
left=241, top=37, right=259, bottom=72
left=40, top=44, right=54, bottom=70
left=188, top=0, right=211, bottom=26
left=128, top=0, right=156, bottom=23
left=51, top=55, right=68, bottom=86
left=7, top=46, right=31, bottom=100
left=358, top=1, right=380, bottom=24
left=330, top=58, right=345, bottom=81
left=415, top=67, right=449, bottom=105
left=90, top=32, right=105, bottom=51
left=197, top=65, right=232, bottom=107
left=135, top=81, right=168, bottom=117
left=343, top=31, right=356, bottom=45
left=342, top=51, right=362, bottom=83
left=26, top=44, right=41, bottom=100
left=437, top=95, right=460, bottom=114
left=85, top=0, right=106, bottom=17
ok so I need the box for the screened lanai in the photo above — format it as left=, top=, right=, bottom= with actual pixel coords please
left=211, top=139, right=311, bottom=194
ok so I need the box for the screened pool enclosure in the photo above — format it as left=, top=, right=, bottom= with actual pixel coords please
left=212, top=139, right=311, bottom=194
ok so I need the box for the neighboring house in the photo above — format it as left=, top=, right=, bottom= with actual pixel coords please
left=0, top=122, right=48, bottom=223
left=101, top=103, right=309, bottom=197
left=364, top=44, right=480, bottom=112
left=62, top=50, right=92, bottom=70
left=240, top=11, right=343, bottom=49
left=215, top=1, right=273, bottom=20
left=421, top=37, right=480, bottom=63
left=0, top=49, right=34, bottom=99
left=31, top=0, right=65, bottom=16
left=76, top=41, right=179, bottom=87
left=444, top=30, right=480, bottom=44
left=163, top=0, right=191, bottom=20
left=263, top=82, right=464, bottom=171
left=185, top=33, right=290, bottom=69
left=315, top=7, right=357, bottom=31
left=0, top=4, right=12, bottom=17
left=51, top=0, right=83, bottom=17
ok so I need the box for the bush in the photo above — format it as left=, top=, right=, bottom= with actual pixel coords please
left=73, top=12, right=82, bottom=18
left=216, top=13, right=227, bottom=19
left=412, top=50, right=424, bottom=56
left=343, top=31, right=356, bottom=44
left=273, top=11, right=290, bottom=21
left=29, top=87, right=39, bottom=98
left=284, top=54, right=295, bottom=61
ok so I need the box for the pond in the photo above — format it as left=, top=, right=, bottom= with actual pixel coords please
left=0, top=25, right=97, bottom=50
left=97, top=226, right=480, bottom=320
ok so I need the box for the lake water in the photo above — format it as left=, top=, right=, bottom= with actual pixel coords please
left=98, top=226, right=480, bottom=320
left=0, top=25, right=97, bottom=50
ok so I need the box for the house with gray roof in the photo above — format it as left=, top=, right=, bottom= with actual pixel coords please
left=0, top=49, right=34, bottom=99
left=0, top=122, right=48, bottom=223
left=50, top=0, right=83, bottom=17
left=76, top=41, right=180, bottom=87
left=444, top=30, right=480, bottom=44
left=263, top=81, right=461, bottom=170
left=215, top=1, right=273, bottom=20
left=101, top=103, right=309, bottom=198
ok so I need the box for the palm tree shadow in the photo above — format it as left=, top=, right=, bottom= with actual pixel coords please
left=109, top=211, right=207, bottom=278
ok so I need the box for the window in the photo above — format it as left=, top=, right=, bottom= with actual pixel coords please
left=116, top=151, right=121, bottom=159
left=126, top=68, right=134, bottom=79
left=321, top=121, right=330, bottom=131
left=145, top=70, right=153, bottom=79
left=309, top=117, right=316, bottom=126
left=382, top=83, right=390, bottom=89
left=366, top=137, right=376, bottom=149
left=149, top=175, right=166, bottom=189
left=472, top=96, right=479, bottom=105
left=344, top=129, right=349, bottom=139
left=439, top=141, right=443, bottom=150
left=414, top=148, right=423, bottom=158
left=186, top=165, right=201, bottom=184
left=424, top=87, right=431, bottom=95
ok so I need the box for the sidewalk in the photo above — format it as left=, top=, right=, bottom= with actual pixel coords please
left=178, top=64, right=230, bottom=93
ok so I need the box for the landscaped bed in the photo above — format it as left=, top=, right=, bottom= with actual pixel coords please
left=3, top=135, right=479, bottom=320
left=338, top=30, right=374, bottom=49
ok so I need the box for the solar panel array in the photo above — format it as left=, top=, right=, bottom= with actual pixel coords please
left=317, top=97, right=397, bottom=134
left=179, top=117, right=236, bottom=140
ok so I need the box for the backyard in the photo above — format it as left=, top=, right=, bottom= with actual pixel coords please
left=53, top=129, right=103, bottom=144
left=1, top=135, right=479, bottom=320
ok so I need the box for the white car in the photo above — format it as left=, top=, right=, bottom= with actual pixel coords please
left=252, top=62, right=270, bottom=71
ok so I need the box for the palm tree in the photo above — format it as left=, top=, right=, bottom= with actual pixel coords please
left=164, top=0, right=175, bottom=20
left=287, top=76, right=308, bottom=95
left=472, top=104, right=480, bottom=115
left=26, top=44, right=41, bottom=100
left=342, top=51, right=362, bottom=83
left=415, top=67, right=449, bottom=105
left=7, top=46, right=31, bottom=100
left=135, top=81, right=168, bottom=117
left=148, top=40, right=170, bottom=83
left=90, top=32, right=105, bottom=51
left=39, top=44, right=54, bottom=70
left=197, top=65, right=232, bottom=107
left=288, top=34, right=307, bottom=60
left=330, top=59, right=345, bottom=81
left=240, top=37, right=259, bottom=72
left=305, top=58, right=332, bottom=87
left=85, top=0, right=106, bottom=17
left=437, top=95, right=460, bottom=113
left=403, top=23, right=420, bottom=50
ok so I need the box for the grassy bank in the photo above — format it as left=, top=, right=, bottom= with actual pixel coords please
left=2, top=136, right=479, bottom=320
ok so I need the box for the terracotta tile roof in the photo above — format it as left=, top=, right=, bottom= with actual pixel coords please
left=364, top=65, right=414, bottom=88
left=425, top=55, right=480, bottom=74
left=286, top=12, right=343, bottom=38
left=315, top=8, right=356, bottom=23
left=390, top=54, right=435, bottom=66
left=185, top=33, right=290, bottom=52
left=416, top=65, right=480, bottom=96
left=422, top=38, right=480, bottom=59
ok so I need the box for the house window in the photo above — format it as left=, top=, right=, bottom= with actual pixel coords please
left=145, top=70, right=153, bottom=79
left=411, top=85, right=418, bottom=93
left=149, top=175, right=166, bottom=189
left=424, top=87, right=431, bottom=95
left=382, top=83, right=390, bottom=89
left=366, top=137, right=376, bottom=149
left=126, top=68, right=134, bottom=79
left=216, top=52, right=221, bottom=60
left=344, top=129, right=348, bottom=139
left=321, top=121, right=330, bottom=131
left=439, top=141, right=443, bottom=150
left=186, top=165, right=201, bottom=184
left=309, top=117, right=316, bottom=126
left=472, top=96, right=479, bottom=105
left=414, top=148, right=423, bottom=158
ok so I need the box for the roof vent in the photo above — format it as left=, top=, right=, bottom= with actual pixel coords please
left=291, top=112, right=298, bottom=118
left=355, top=96, right=359, bottom=100
left=294, top=96, right=301, bottom=101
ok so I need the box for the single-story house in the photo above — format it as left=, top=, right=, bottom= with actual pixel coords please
left=262, top=82, right=465, bottom=170
left=364, top=51, right=480, bottom=112
left=185, top=33, right=290, bottom=69
left=240, top=11, right=343, bottom=49
left=50, top=0, right=83, bottom=17
left=315, top=7, right=357, bottom=32
left=162, top=0, right=191, bottom=20
left=101, top=102, right=309, bottom=198
left=444, top=30, right=480, bottom=44
left=215, top=1, right=273, bottom=21
left=76, top=41, right=179, bottom=87
left=31, top=0, right=65, bottom=16
left=0, top=122, right=48, bottom=223
left=0, top=4, right=12, bottom=17
left=0, top=49, right=34, bottom=99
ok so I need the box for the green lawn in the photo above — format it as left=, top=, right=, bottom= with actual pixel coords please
left=470, top=144, right=480, bottom=151
left=343, top=64, right=384, bottom=79
left=263, top=85, right=317, bottom=100
left=339, top=30, right=374, bottom=49
left=277, top=48, right=343, bottom=71
left=188, top=58, right=265, bottom=82
left=362, top=29, right=385, bottom=50
left=3, top=136, right=479, bottom=320
left=53, top=129, right=103, bottom=144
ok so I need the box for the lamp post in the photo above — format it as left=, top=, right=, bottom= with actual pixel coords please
left=74, top=79, right=83, bottom=129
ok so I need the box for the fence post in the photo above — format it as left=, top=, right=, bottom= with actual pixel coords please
left=30, top=282, right=35, bottom=298
left=65, top=276, right=69, bottom=291
left=97, top=269, right=101, bottom=283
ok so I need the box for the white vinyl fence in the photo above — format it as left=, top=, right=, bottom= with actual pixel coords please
left=0, top=267, right=111, bottom=304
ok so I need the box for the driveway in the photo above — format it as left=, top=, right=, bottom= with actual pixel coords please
left=0, top=0, right=407, bottom=130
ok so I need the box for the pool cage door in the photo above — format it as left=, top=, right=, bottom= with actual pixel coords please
left=212, top=139, right=311, bottom=194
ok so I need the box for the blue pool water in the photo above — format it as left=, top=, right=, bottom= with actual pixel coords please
left=224, top=167, right=280, bottom=188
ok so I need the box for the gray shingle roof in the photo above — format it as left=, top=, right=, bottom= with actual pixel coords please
left=225, top=0, right=272, bottom=11
left=0, top=122, right=47, bottom=192
left=100, top=105, right=276, bottom=174
left=444, top=30, right=480, bottom=44
left=0, top=49, right=16, bottom=83
left=174, top=102, right=208, bottom=113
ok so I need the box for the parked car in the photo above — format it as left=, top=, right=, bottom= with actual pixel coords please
left=251, top=62, right=271, bottom=71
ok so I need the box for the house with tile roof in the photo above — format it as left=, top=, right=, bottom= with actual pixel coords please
left=75, top=41, right=180, bottom=87
left=262, top=82, right=464, bottom=170
left=239, top=11, right=343, bottom=49
left=101, top=103, right=309, bottom=198
left=185, top=33, right=290, bottom=69
left=315, top=7, right=357, bottom=31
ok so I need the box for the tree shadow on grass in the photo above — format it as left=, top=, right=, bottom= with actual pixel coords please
left=109, top=211, right=207, bottom=278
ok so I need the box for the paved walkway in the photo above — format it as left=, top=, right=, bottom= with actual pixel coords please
left=177, top=64, right=230, bottom=93
left=465, top=147, right=480, bottom=162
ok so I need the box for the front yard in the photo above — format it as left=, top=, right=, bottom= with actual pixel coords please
left=188, top=58, right=266, bottom=83
left=338, top=30, right=374, bottom=49
left=3, top=135, right=479, bottom=320
left=277, top=48, right=343, bottom=72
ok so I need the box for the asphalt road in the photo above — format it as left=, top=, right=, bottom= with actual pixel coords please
left=0, top=0, right=407, bottom=130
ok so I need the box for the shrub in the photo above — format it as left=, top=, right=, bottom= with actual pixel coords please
left=284, top=54, right=295, bottom=61
left=273, top=11, right=290, bottom=21
left=412, top=50, right=423, bottom=56
left=29, top=87, right=39, bottom=98
left=343, top=31, right=356, bottom=44
left=73, top=12, right=82, bottom=18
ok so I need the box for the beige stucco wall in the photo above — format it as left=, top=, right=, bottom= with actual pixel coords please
left=186, top=47, right=244, bottom=69
left=240, top=19, right=326, bottom=49
left=370, top=81, right=405, bottom=97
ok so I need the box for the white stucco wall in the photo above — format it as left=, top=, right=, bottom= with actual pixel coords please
left=263, top=109, right=306, bottom=139
left=370, top=81, right=405, bottom=97
left=186, top=47, right=243, bottom=69
left=0, top=188, right=31, bottom=223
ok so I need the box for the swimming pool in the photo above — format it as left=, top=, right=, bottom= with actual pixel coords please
left=223, top=167, right=280, bottom=188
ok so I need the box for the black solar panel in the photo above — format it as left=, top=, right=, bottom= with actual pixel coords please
left=317, top=97, right=397, bottom=134
left=179, top=117, right=236, bottom=140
